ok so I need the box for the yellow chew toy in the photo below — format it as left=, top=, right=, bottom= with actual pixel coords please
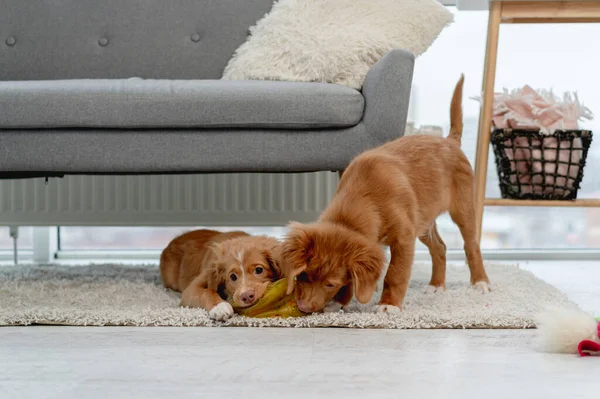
left=231, top=278, right=307, bottom=318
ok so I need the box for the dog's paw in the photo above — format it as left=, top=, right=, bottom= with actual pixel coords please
left=323, top=301, right=344, bottom=313
left=424, top=285, right=445, bottom=294
left=376, top=304, right=401, bottom=314
left=209, top=302, right=234, bottom=321
left=472, top=281, right=491, bottom=294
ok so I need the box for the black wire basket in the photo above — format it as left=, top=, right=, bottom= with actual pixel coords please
left=490, top=129, right=593, bottom=200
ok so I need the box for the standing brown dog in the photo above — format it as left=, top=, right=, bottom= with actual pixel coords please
left=282, top=75, right=490, bottom=314
left=160, top=229, right=282, bottom=320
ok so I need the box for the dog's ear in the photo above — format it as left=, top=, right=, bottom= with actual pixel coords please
left=205, top=242, right=228, bottom=290
left=262, top=243, right=283, bottom=281
left=208, top=241, right=226, bottom=260
left=348, top=243, right=385, bottom=304
left=282, top=222, right=314, bottom=294
left=263, top=249, right=280, bottom=278
left=198, top=264, right=223, bottom=293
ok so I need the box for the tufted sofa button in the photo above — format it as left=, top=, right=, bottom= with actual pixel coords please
left=98, top=37, right=109, bottom=47
left=190, top=33, right=201, bottom=43
left=5, top=36, right=16, bottom=46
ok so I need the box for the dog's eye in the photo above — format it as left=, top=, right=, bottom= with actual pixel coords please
left=325, top=283, right=336, bottom=289
left=255, top=267, right=264, bottom=275
left=297, top=272, right=309, bottom=282
left=230, top=273, right=237, bottom=282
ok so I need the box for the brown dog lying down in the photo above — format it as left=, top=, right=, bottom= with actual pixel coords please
left=160, top=229, right=282, bottom=321
left=282, top=75, right=490, bottom=314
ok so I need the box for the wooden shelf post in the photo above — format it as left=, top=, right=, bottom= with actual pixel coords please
left=473, top=0, right=600, bottom=243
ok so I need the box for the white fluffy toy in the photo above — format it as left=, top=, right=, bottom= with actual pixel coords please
left=535, top=307, right=600, bottom=356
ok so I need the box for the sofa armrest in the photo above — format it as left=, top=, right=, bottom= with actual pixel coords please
left=361, top=49, right=415, bottom=145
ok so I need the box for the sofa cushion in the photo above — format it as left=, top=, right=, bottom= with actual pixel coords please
left=0, top=79, right=364, bottom=129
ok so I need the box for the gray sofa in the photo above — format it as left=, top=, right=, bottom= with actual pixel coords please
left=0, top=0, right=414, bottom=178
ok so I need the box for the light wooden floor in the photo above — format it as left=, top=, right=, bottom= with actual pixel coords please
left=1, top=261, right=598, bottom=399
left=0, top=328, right=596, bottom=399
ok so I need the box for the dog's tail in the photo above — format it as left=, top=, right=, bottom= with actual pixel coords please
left=448, top=74, right=464, bottom=144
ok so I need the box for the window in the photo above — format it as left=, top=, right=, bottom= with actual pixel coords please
left=57, top=226, right=287, bottom=251
left=411, top=8, right=600, bottom=249
left=0, top=227, right=33, bottom=250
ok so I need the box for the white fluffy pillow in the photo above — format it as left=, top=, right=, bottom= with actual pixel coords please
left=222, top=0, right=453, bottom=89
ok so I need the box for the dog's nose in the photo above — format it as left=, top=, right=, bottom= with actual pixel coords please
left=296, top=300, right=313, bottom=313
left=240, top=291, right=255, bottom=304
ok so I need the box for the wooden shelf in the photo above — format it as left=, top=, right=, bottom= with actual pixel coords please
left=484, top=198, right=600, bottom=207
left=473, top=0, right=600, bottom=242
left=500, top=1, right=600, bottom=24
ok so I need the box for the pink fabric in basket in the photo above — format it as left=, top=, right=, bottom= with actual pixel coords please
left=487, top=86, right=591, bottom=196
left=491, top=85, right=587, bottom=133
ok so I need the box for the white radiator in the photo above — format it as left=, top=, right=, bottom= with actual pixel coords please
left=0, top=173, right=339, bottom=226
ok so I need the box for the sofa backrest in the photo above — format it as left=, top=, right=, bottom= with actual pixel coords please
left=0, top=0, right=273, bottom=80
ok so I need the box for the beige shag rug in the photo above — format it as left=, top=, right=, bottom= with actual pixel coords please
left=0, top=263, right=576, bottom=328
